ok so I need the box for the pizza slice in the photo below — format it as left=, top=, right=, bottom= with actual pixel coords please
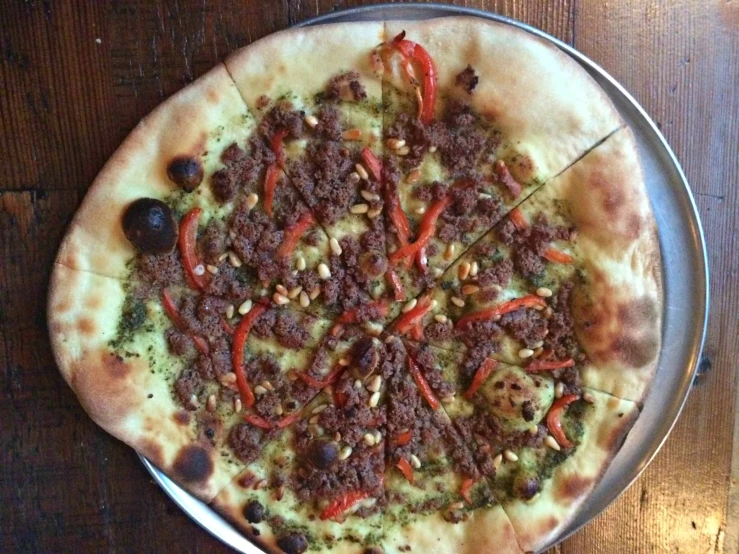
left=225, top=23, right=396, bottom=326
left=404, top=342, right=639, bottom=553
left=212, top=335, right=389, bottom=554
left=379, top=337, right=523, bottom=554
left=377, top=18, right=626, bottom=302
left=413, top=128, right=661, bottom=403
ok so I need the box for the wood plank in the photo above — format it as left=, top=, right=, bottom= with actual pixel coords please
left=564, top=1, right=739, bottom=553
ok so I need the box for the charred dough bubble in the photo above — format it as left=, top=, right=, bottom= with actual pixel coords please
left=122, top=198, right=178, bottom=254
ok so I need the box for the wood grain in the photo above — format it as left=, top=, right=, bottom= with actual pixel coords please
left=0, top=1, right=736, bottom=553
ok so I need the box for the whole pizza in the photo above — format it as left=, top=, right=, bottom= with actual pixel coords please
left=48, top=17, right=662, bottom=554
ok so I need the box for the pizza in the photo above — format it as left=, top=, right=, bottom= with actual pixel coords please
left=48, top=16, right=662, bottom=554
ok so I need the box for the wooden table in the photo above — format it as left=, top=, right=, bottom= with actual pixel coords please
left=1, top=1, right=737, bottom=552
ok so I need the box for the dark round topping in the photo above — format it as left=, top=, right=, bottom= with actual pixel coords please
left=513, top=475, right=540, bottom=500
left=122, top=198, right=178, bottom=254
left=359, top=251, right=387, bottom=278
left=353, top=337, right=380, bottom=378
left=243, top=500, right=265, bottom=523
left=307, top=439, right=338, bottom=469
left=277, top=532, right=308, bottom=554
left=364, top=548, right=385, bottom=554
left=167, top=155, right=204, bottom=192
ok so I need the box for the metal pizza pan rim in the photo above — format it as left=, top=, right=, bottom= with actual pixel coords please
left=139, top=4, right=709, bottom=553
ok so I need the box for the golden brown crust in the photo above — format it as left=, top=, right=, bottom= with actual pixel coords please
left=500, top=389, right=639, bottom=553
left=55, top=63, right=255, bottom=278
left=47, top=264, right=244, bottom=501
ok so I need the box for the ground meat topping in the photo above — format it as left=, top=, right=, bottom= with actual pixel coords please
left=229, top=422, right=276, bottom=464
left=455, top=65, right=479, bottom=94
left=546, top=281, right=581, bottom=360
left=499, top=307, right=548, bottom=348
left=324, top=70, right=368, bottom=102
left=174, top=368, right=202, bottom=410
left=477, top=257, right=513, bottom=288
left=136, top=251, right=186, bottom=287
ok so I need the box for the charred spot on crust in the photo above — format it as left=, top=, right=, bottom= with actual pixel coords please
left=167, top=156, right=204, bottom=192
left=243, top=500, right=265, bottom=523
left=172, top=445, right=213, bottom=484
left=555, top=473, right=592, bottom=503
left=455, top=65, right=479, bottom=94
left=276, top=532, right=308, bottom=554
left=122, top=198, right=178, bottom=254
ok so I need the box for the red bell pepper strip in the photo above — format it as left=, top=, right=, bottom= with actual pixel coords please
left=526, top=358, right=576, bottom=372
left=271, top=129, right=288, bottom=167
left=178, top=207, right=210, bottom=290
left=276, top=211, right=315, bottom=257
left=320, top=490, right=372, bottom=521
left=333, top=389, right=348, bottom=409
left=231, top=303, right=268, bottom=409
left=277, top=410, right=302, bottom=429
left=391, top=295, right=432, bottom=334
left=361, top=147, right=383, bottom=182
left=396, top=458, right=415, bottom=484
left=219, top=316, right=235, bottom=335
left=464, top=358, right=498, bottom=399
left=244, top=413, right=274, bottom=429
left=460, top=478, right=475, bottom=504
left=546, top=394, right=580, bottom=449
left=494, top=160, right=522, bottom=198
left=543, top=247, right=574, bottom=264
left=408, top=356, right=440, bottom=411
left=386, top=269, right=406, bottom=302
left=263, top=164, right=281, bottom=218
left=509, top=207, right=528, bottom=231
left=392, top=32, right=437, bottom=124
left=455, top=295, right=547, bottom=329
left=409, top=322, right=424, bottom=341
left=389, top=195, right=452, bottom=265
left=161, top=289, right=210, bottom=355
left=392, top=430, right=413, bottom=446
left=385, top=185, right=412, bottom=247
left=415, top=247, right=428, bottom=274
left=297, top=363, right=345, bottom=389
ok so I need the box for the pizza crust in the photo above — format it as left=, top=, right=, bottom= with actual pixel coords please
left=384, top=17, right=624, bottom=184
left=47, top=264, right=245, bottom=501
left=500, top=389, right=639, bottom=553
left=55, top=63, right=256, bottom=278
left=537, top=127, right=663, bottom=403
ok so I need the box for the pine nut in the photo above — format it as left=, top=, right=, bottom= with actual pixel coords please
left=428, top=145, right=438, bottom=153
left=503, top=449, right=518, bottom=462
left=228, top=251, right=242, bottom=268
left=434, top=314, right=448, bottom=324
left=396, top=145, right=410, bottom=156
left=414, top=206, right=426, bottom=215
left=519, top=348, right=534, bottom=359
left=451, top=296, right=465, bottom=308
left=218, top=252, right=229, bottom=262
left=206, top=264, right=218, bottom=274
left=493, top=454, right=503, bottom=470
left=247, top=193, right=259, bottom=210
left=261, top=380, right=274, bottom=392
left=355, top=164, right=369, bottom=180
left=312, top=404, right=328, bottom=414
left=441, top=394, right=455, bottom=404
left=254, top=385, right=268, bottom=395
left=361, top=190, right=380, bottom=202
left=287, top=286, right=302, bottom=299
left=444, top=243, right=455, bottom=261
left=469, top=261, right=479, bottom=277
left=406, top=168, right=421, bottom=184
left=583, top=392, right=596, bottom=404
left=351, top=203, right=369, bottom=214
left=221, top=372, right=237, bottom=385
left=363, top=433, right=376, bottom=446
left=296, top=256, right=307, bottom=271
left=402, top=298, right=417, bottom=313
left=339, top=446, right=353, bottom=460
left=461, top=284, right=480, bottom=295
left=207, top=394, right=216, bottom=412
left=226, top=305, right=234, bottom=319
left=386, top=138, right=406, bottom=149
left=238, top=299, right=252, bottom=315
left=317, top=263, right=331, bottom=279
left=545, top=435, right=561, bottom=451
left=273, top=292, right=289, bottom=305
left=555, top=382, right=564, bottom=399
left=338, top=358, right=350, bottom=366
left=367, top=206, right=383, bottom=219
left=299, top=290, right=310, bottom=307
left=410, top=454, right=421, bottom=469
left=369, top=391, right=381, bottom=408
left=234, top=398, right=242, bottom=413
left=304, top=114, right=318, bottom=127
left=458, top=262, right=471, bottom=280
left=276, top=284, right=288, bottom=296
left=367, top=375, right=382, bottom=393
left=536, top=287, right=553, bottom=298
left=310, top=287, right=321, bottom=300
left=330, top=237, right=343, bottom=255
left=343, top=128, right=362, bottom=140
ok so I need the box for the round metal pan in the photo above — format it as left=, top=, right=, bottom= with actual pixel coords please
left=140, top=4, right=710, bottom=552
